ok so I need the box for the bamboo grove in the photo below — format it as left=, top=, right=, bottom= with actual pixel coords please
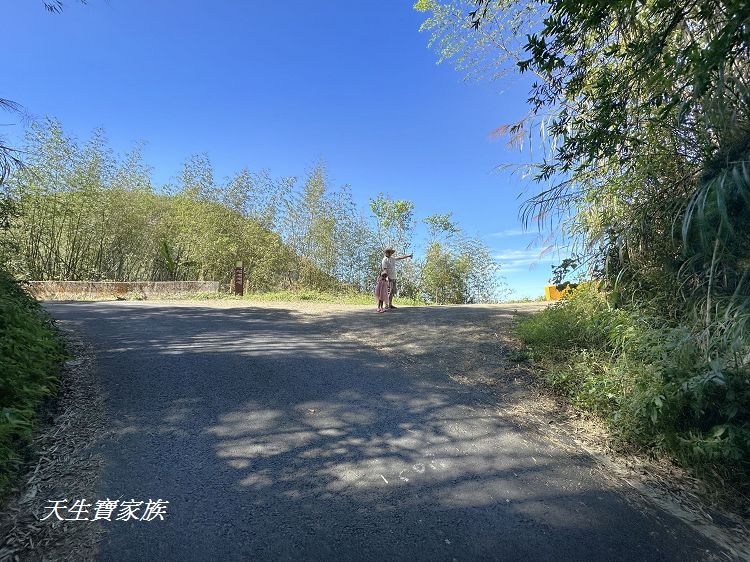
left=0, top=119, right=503, bottom=304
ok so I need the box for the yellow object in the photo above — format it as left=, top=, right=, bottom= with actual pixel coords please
left=544, top=280, right=600, bottom=300
left=544, top=284, right=572, bottom=301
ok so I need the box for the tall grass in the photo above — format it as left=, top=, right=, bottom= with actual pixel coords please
left=516, top=285, right=750, bottom=491
left=0, top=270, right=64, bottom=496
left=181, top=289, right=379, bottom=305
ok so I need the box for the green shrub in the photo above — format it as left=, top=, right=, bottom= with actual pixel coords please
left=516, top=284, right=750, bottom=489
left=515, top=284, right=611, bottom=355
left=0, top=269, right=64, bottom=496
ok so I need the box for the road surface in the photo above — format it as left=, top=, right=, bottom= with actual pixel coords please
left=45, top=301, right=722, bottom=561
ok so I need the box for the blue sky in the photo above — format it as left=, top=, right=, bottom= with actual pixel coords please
left=5, top=0, right=564, bottom=298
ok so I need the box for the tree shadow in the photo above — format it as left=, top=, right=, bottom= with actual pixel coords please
left=44, top=302, right=720, bottom=561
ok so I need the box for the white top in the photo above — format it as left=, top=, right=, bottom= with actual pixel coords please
left=381, top=256, right=396, bottom=280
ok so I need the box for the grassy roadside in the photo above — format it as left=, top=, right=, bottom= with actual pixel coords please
left=178, top=289, right=385, bottom=305
left=513, top=284, right=750, bottom=499
left=41, top=288, right=429, bottom=306
left=501, top=295, right=546, bottom=304
left=40, top=287, right=544, bottom=306
left=0, top=271, right=65, bottom=497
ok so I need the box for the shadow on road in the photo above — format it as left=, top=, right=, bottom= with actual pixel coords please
left=44, top=302, right=719, bottom=561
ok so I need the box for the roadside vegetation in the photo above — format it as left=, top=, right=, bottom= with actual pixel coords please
left=0, top=271, right=64, bottom=497
left=516, top=287, right=749, bottom=491
left=417, top=0, right=750, bottom=491
left=0, top=120, right=505, bottom=305
left=164, top=289, right=424, bottom=306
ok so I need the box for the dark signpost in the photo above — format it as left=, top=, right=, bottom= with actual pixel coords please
left=233, top=261, right=244, bottom=296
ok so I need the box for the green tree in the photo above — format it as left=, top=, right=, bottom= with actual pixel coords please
left=369, top=193, right=419, bottom=297
left=414, top=0, right=539, bottom=82
left=424, top=212, right=460, bottom=241
left=369, top=193, right=416, bottom=252
left=421, top=213, right=503, bottom=303
left=328, top=185, right=380, bottom=291
left=421, top=242, right=469, bottom=303
left=417, top=0, right=750, bottom=480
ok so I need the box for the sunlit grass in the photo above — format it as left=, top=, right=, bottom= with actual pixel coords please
left=514, top=285, right=750, bottom=496
left=245, top=290, right=374, bottom=305
left=501, top=295, right=546, bottom=304
left=177, top=289, right=427, bottom=306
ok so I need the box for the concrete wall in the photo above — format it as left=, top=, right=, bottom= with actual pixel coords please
left=26, top=281, right=220, bottom=299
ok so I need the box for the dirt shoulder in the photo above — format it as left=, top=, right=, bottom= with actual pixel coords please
left=0, top=326, right=105, bottom=562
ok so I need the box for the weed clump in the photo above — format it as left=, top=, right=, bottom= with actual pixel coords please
left=516, top=284, right=750, bottom=489
left=0, top=270, right=64, bottom=496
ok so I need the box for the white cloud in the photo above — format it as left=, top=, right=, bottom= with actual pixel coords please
left=500, top=265, right=538, bottom=273
left=488, top=229, right=530, bottom=238
left=494, top=248, right=558, bottom=273
left=494, top=248, right=545, bottom=260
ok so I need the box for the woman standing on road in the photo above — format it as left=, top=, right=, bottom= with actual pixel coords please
left=381, top=248, right=413, bottom=309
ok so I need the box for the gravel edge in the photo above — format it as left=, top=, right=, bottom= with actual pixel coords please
left=0, top=324, right=106, bottom=562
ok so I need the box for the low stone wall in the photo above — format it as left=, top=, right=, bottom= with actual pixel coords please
left=26, top=281, right=220, bottom=299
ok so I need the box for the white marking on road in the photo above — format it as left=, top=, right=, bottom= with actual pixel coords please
left=380, top=475, right=388, bottom=484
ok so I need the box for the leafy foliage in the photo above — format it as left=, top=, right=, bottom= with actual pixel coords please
left=418, top=0, right=750, bottom=481
left=0, top=269, right=64, bottom=496
left=2, top=119, right=505, bottom=303
left=414, top=0, right=540, bottom=82
left=0, top=121, right=358, bottom=291
left=420, top=213, right=505, bottom=303
left=42, top=1, right=87, bottom=13
left=421, top=242, right=470, bottom=303
left=516, top=286, right=750, bottom=487
left=0, top=99, right=24, bottom=188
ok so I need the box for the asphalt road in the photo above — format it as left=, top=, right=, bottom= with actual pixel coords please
left=45, top=301, right=722, bottom=561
